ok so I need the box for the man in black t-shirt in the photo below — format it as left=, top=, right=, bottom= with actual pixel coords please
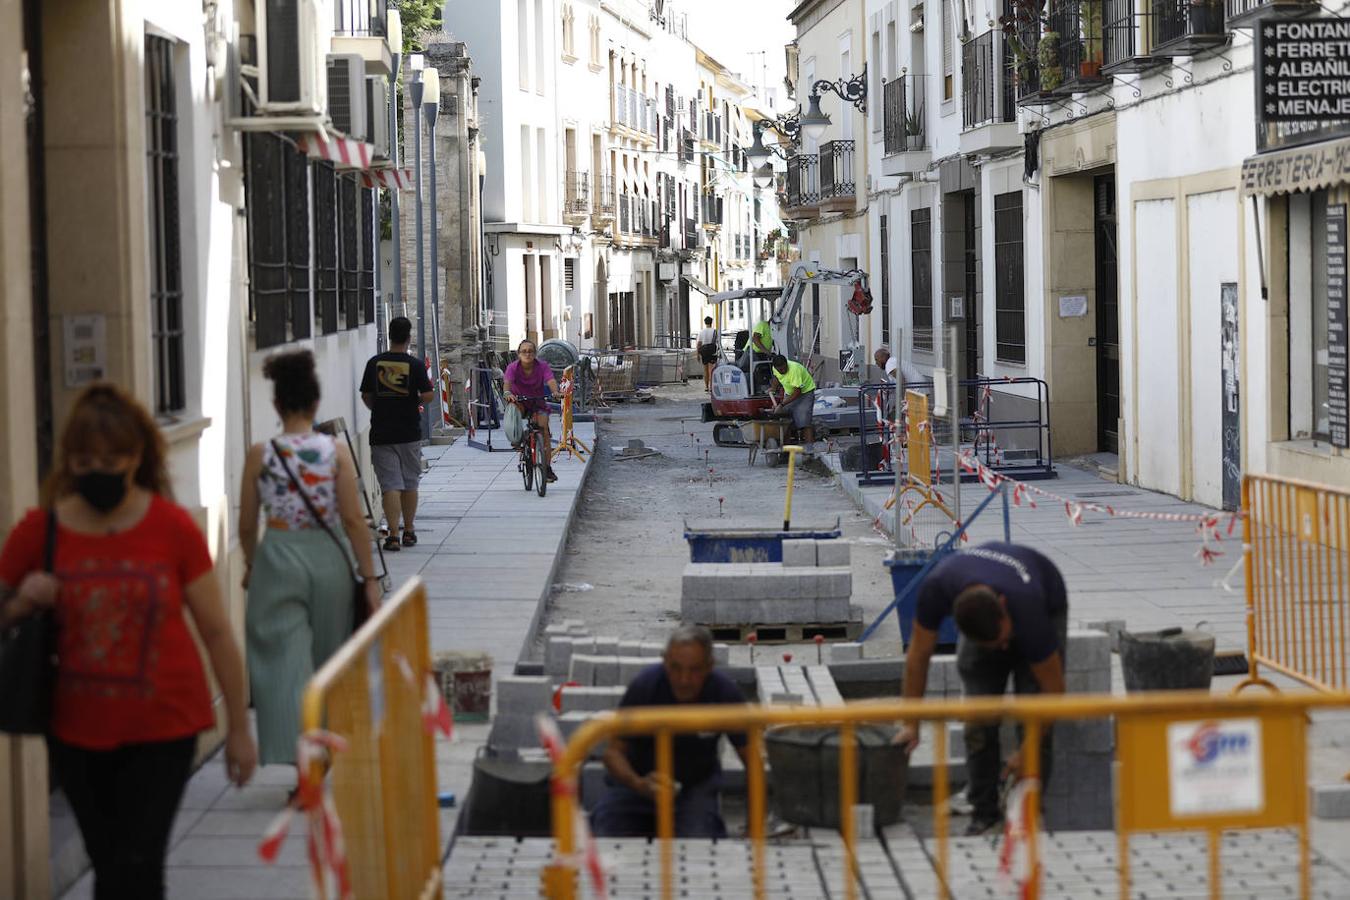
left=359, top=317, right=434, bottom=552
left=894, top=542, right=1068, bottom=835
left=591, top=625, right=749, bottom=838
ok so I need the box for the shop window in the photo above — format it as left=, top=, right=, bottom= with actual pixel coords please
left=1288, top=190, right=1336, bottom=442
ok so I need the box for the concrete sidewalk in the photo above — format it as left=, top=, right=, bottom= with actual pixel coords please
left=57, top=420, right=597, bottom=900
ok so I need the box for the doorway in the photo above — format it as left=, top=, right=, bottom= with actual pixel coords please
left=1094, top=173, right=1119, bottom=454
left=963, top=191, right=979, bottom=411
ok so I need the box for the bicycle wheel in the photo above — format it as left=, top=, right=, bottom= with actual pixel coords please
left=520, top=437, right=534, bottom=491
left=534, top=440, right=548, bottom=497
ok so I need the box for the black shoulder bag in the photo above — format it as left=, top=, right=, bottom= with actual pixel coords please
left=270, top=441, right=372, bottom=633
left=0, top=510, right=59, bottom=734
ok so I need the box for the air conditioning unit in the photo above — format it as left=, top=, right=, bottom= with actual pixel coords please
left=256, top=0, right=326, bottom=114
left=327, top=53, right=367, bottom=139
left=366, top=76, right=390, bottom=158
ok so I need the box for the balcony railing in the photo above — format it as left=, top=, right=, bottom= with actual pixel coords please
left=819, top=140, right=855, bottom=201
left=1151, top=0, right=1227, bottom=56
left=335, top=0, right=388, bottom=35
left=1052, top=0, right=1108, bottom=89
left=1226, top=0, right=1318, bottom=26
left=701, top=195, right=723, bottom=227
left=1103, top=0, right=1161, bottom=73
left=785, top=153, right=820, bottom=210
left=593, top=174, right=616, bottom=219
left=564, top=171, right=589, bottom=217
left=962, top=31, right=1016, bottom=128
left=883, top=74, right=928, bottom=154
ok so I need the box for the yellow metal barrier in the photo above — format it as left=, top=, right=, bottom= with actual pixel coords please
left=1240, top=473, right=1350, bottom=693
left=892, top=389, right=955, bottom=526
left=541, top=690, right=1350, bottom=900
left=301, top=578, right=442, bottom=900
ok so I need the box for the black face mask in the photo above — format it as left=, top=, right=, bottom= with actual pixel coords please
left=74, top=470, right=129, bottom=514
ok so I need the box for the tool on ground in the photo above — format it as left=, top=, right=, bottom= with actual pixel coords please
left=782, top=444, right=804, bottom=531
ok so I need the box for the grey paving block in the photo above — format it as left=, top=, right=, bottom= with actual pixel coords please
left=1065, top=630, right=1111, bottom=673
left=815, top=595, right=851, bottom=621
left=639, top=641, right=664, bottom=657
left=712, top=642, right=730, bottom=666
left=569, top=636, right=597, bottom=657
left=567, top=653, right=598, bottom=685
left=592, top=656, right=621, bottom=686
left=593, top=636, right=619, bottom=656
left=781, top=538, right=818, bottom=567
left=495, top=675, right=553, bottom=714
left=618, top=656, right=653, bottom=682
left=617, top=639, right=644, bottom=657
left=488, top=712, right=542, bottom=750
left=681, top=593, right=717, bottom=623
left=758, top=596, right=817, bottom=623
left=545, top=636, right=574, bottom=677
left=1067, top=667, right=1112, bottom=694
left=830, top=642, right=863, bottom=662
left=559, top=685, right=627, bottom=713
left=1056, top=718, right=1114, bottom=753
left=815, top=539, right=851, bottom=568
left=768, top=691, right=805, bottom=705
left=1084, top=619, right=1126, bottom=652
left=1311, top=783, right=1350, bottom=819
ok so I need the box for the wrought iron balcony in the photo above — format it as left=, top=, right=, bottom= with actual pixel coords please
left=784, top=153, right=820, bottom=214
left=564, top=171, right=589, bottom=220
left=883, top=75, right=929, bottom=155
left=1052, top=0, right=1109, bottom=91
left=684, top=217, right=697, bottom=247
left=1151, top=0, right=1228, bottom=56
left=818, top=140, right=856, bottom=205
left=1103, top=0, right=1163, bottom=74
left=592, top=174, right=616, bottom=221
left=962, top=31, right=1016, bottom=129
left=1226, top=0, right=1318, bottom=26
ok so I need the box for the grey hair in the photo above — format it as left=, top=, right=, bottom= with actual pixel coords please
left=666, top=624, right=714, bottom=661
left=875, top=345, right=890, bottom=355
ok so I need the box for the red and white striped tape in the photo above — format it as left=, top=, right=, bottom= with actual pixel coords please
left=394, top=652, right=454, bottom=739
left=998, top=778, right=1041, bottom=900
left=297, top=133, right=374, bottom=169
left=257, top=731, right=353, bottom=900
left=537, top=715, right=609, bottom=900
left=363, top=167, right=414, bottom=191
left=957, top=452, right=1241, bottom=565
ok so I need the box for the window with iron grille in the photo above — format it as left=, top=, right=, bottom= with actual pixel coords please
left=340, top=175, right=361, bottom=329
left=314, top=161, right=340, bottom=334
left=360, top=186, right=376, bottom=324
left=880, top=215, right=891, bottom=339
left=911, top=208, right=933, bottom=351
left=942, top=0, right=954, bottom=100
left=145, top=35, right=186, bottom=415
left=564, top=257, right=576, bottom=291
left=994, top=191, right=1025, bottom=363
left=244, top=130, right=313, bottom=349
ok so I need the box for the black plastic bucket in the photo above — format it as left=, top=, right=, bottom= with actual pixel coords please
left=765, top=724, right=907, bottom=829
left=1119, top=627, right=1215, bottom=692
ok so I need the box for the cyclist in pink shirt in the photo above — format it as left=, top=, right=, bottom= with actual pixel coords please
left=503, top=340, right=561, bottom=482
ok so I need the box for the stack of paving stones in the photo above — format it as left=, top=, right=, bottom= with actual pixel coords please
left=680, top=538, right=853, bottom=626
left=756, top=664, right=845, bottom=706
left=491, top=619, right=732, bottom=757
left=1044, top=629, right=1114, bottom=831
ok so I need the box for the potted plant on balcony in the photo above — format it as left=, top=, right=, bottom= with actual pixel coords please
left=1079, top=0, right=1104, bottom=78
left=904, top=102, right=926, bottom=146
left=1000, top=0, right=1051, bottom=94
left=1038, top=31, right=1063, bottom=91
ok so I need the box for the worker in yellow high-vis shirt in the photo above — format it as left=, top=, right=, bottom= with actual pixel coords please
left=770, top=354, right=816, bottom=446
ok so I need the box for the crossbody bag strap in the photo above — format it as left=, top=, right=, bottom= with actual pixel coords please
left=43, top=507, right=57, bottom=572
left=269, top=440, right=357, bottom=577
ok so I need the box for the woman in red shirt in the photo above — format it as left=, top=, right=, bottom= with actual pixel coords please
left=0, top=383, right=256, bottom=899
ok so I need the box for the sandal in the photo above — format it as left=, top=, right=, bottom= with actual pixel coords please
left=383, top=535, right=402, bottom=552
left=401, top=530, right=418, bottom=547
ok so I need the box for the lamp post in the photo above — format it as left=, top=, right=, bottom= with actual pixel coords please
left=422, top=66, right=442, bottom=431
left=387, top=9, right=402, bottom=336
left=410, top=55, right=430, bottom=440
left=747, top=66, right=868, bottom=152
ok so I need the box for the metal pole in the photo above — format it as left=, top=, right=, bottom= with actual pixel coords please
left=949, top=324, right=960, bottom=528
left=426, top=96, right=443, bottom=430
left=411, top=73, right=430, bottom=441
left=388, top=58, right=401, bottom=332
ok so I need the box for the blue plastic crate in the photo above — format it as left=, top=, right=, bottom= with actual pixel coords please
left=885, top=548, right=958, bottom=648
left=683, top=517, right=842, bottom=563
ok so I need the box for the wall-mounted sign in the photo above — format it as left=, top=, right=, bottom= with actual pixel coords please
left=1058, top=295, right=1089, bottom=318
left=63, top=314, right=107, bottom=388
left=1256, top=20, right=1350, bottom=122
left=1167, top=718, right=1264, bottom=817
left=1328, top=204, right=1348, bottom=448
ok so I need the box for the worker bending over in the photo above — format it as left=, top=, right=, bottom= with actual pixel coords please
left=770, top=354, right=817, bottom=447
left=895, top=541, right=1068, bottom=835
left=591, top=626, right=749, bottom=838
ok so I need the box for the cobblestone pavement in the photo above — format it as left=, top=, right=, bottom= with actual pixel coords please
left=444, top=828, right=1350, bottom=899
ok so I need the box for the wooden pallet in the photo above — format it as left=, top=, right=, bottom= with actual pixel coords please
left=703, top=613, right=864, bottom=644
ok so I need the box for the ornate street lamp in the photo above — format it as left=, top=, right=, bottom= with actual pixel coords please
left=752, top=65, right=869, bottom=149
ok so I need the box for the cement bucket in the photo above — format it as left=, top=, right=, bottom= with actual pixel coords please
left=1119, top=627, right=1215, bottom=692
left=765, top=724, right=907, bottom=830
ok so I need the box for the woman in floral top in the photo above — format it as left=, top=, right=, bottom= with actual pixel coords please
left=238, top=350, right=381, bottom=769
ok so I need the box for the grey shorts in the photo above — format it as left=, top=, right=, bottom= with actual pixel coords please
left=371, top=442, right=423, bottom=492
left=781, top=391, right=815, bottom=430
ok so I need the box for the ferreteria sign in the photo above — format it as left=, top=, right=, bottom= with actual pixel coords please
left=1257, top=19, right=1350, bottom=121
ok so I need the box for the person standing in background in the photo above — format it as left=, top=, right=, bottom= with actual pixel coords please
left=241, top=350, right=382, bottom=776
left=0, top=383, right=257, bottom=899
left=697, top=316, right=720, bottom=391
left=360, top=316, right=434, bottom=552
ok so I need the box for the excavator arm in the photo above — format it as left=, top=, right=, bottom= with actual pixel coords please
left=769, top=262, right=872, bottom=362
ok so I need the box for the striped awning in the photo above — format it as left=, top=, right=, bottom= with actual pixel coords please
left=362, top=168, right=413, bottom=191
left=1240, top=135, right=1350, bottom=197
left=297, top=133, right=374, bottom=170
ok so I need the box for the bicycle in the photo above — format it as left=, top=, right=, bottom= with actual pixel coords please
left=509, top=396, right=550, bottom=497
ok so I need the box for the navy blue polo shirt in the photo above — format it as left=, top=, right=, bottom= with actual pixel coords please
left=914, top=542, right=1068, bottom=663
left=618, top=664, right=747, bottom=787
